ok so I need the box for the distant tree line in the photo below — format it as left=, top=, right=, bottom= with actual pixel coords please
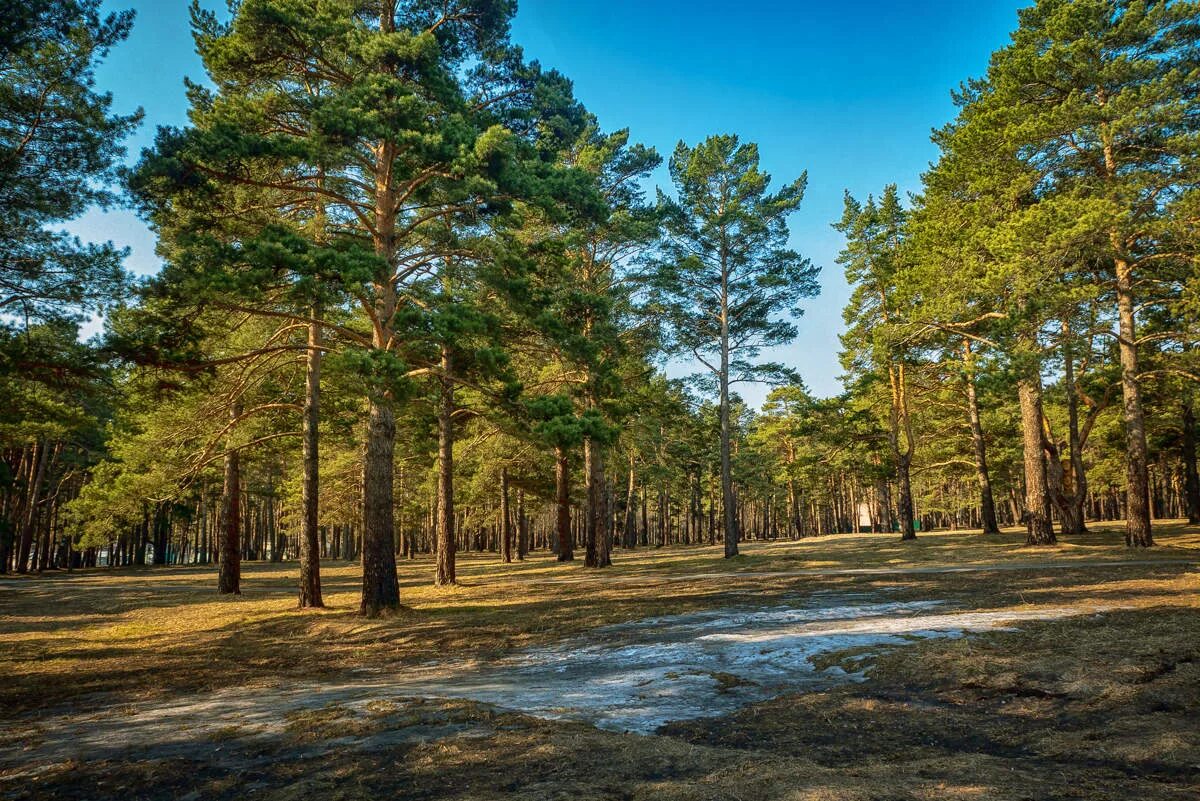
left=1, top=1, right=1197, bottom=617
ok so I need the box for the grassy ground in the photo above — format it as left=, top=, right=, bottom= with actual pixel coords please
left=2, top=520, right=1198, bottom=800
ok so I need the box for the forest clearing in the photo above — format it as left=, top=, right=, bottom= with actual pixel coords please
left=5, top=0, right=1200, bottom=798
left=3, top=523, right=1199, bottom=799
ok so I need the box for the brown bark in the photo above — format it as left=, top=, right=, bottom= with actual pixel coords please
left=962, top=341, right=1000, bottom=535
left=890, top=362, right=916, bottom=541
left=555, top=446, right=573, bottom=561
left=360, top=397, right=400, bottom=615
left=435, top=350, right=456, bottom=585
left=1115, top=258, right=1152, bottom=547
left=1046, top=320, right=1088, bottom=537
left=1182, top=398, right=1199, bottom=525
left=583, top=437, right=610, bottom=567
left=358, top=1, right=403, bottom=614
left=298, top=310, right=323, bottom=608
left=719, top=353, right=739, bottom=557
left=16, top=440, right=47, bottom=574
left=1019, top=375, right=1056, bottom=546
left=500, top=467, right=512, bottom=564
left=219, top=402, right=242, bottom=594
left=623, top=453, right=637, bottom=549
left=516, top=489, right=528, bottom=560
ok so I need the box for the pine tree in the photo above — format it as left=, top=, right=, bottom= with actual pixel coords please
left=651, top=135, right=818, bottom=557
left=131, top=0, right=591, bottom=613
left=960, top=0, right=1200, bottom=546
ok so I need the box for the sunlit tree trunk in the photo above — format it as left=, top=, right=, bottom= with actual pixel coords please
left=435, top=348, right=456, bottom=585
left=962, top=340, right=1000, bottom=534
left=555, top=446, right=573, bottom=561
left=583, top=437, right=610, bottom=567
left=1182, top=398, right=1199, bottom=525
left=500, top=468, right=512, bottom=564
left=299, top=308, right=323, bottom=608
left=1019, top=374, right=1056, bottom=546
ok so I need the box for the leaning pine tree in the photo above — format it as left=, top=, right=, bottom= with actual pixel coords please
left=651, top=135, right=819, bottom=558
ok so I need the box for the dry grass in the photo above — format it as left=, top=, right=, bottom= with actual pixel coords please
left=1, top=520, right=1198, bottom=799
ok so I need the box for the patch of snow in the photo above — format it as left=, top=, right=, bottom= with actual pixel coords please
left=376, top=597, right=1094, bottom=733
left=2, top=594, right=1105, bottom=771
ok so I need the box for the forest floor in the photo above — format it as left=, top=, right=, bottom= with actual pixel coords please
left=1, top=520, right=1198, bottom=800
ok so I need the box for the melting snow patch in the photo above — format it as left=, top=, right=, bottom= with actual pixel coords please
left=4, top=594, right=1105, bottom=770
left=378, top=596, right=1095, bottom=733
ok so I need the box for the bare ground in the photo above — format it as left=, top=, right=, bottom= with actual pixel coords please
left=1, top=521, right=1198, bottom=800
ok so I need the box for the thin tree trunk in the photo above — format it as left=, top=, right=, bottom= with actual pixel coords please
left=500, top=468, right=512, bottom=564
left=517, top=489, right=528, bottom=560
left=15, top=440, right=46, bottom=574
left=219, top=402, right=242, bottom=594
left=962, top=340, right=1000, bottom=534
left=623, top=454, right=637, bottom=549
left=299, top=309, right=323, bottom=608
left=435, top=350, right=456, bottom=585
left=890, top=363, right=916, bottom=541
left=555, top=446, right=573, bottom=561
left=1182, top=397, right=1199, bottom=525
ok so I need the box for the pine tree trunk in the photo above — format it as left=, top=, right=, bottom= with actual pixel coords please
left=219, top=403, right=242, bottom=594
left=583, top=438, right=610, bottom=567
left=360, top=396, right=400, bottom=615
left=1182, top=398, right=1199, bottom=525
left=435, top=353, right=456, bottom=585
left=963, top=341, right=1000, bottom=534
left=15, top=440, right=46, bottom=574
left=623, top=454, right=637, bottom=549
left=719, top=347, right=739, bottom=557
left=555, top=446, right=573, bottom=561
left=299, top=311, right=323, bottom=608
left=1018, top=375, right=1056, bottom=546
left=1115, top=259, right=1152, bottom=547
left=500, top=468, right=512, bottom=564
left=1048, top=320, right=1089, bottom=537
left=896, top=453, right=915, bottom=541
left=888, top=362, right=916, bottom=541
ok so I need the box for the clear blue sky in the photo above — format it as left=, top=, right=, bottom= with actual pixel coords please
left=75, top=0, right=1028, bottom=403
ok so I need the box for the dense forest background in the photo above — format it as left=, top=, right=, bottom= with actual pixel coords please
left=2, top=0, right=1199, bottom=615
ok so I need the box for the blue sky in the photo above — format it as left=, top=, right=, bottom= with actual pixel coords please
left=76, top=0, right=1028, bottom=403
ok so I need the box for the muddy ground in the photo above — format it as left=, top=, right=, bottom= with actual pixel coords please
left=1, top=524, right=1198, bottom=800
